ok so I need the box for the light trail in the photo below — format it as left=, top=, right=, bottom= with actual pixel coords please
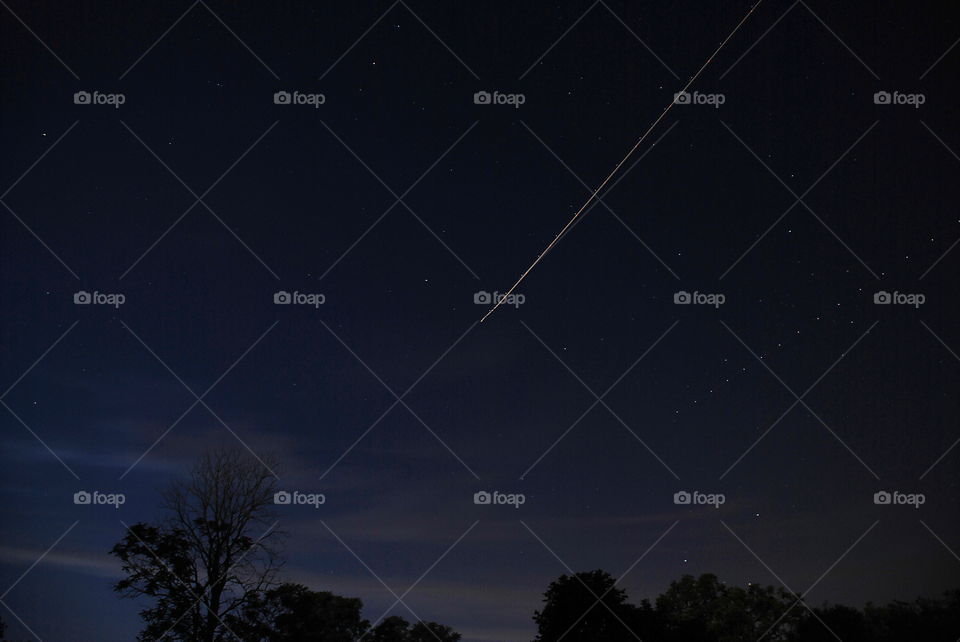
left=480, top=0, right=765, bottom=322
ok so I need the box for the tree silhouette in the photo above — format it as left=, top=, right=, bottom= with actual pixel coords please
left=655, top=574, right=798, bottom=641
left=795, top=590, right=960, bottom=642
left=533, top=571, right=960, bottom=642
left=367, top=614, right=461, bottom=642
left=110, top=449, right=282, bottom=642
left=367, top=615, right=412, bottom=641
left=234, top=583, right=368, bottom=641
left=533, top=569, right=646, bottom=642
left=109, top=449, right=463, bottom=641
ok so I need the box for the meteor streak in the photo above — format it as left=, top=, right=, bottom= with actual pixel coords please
left=480, top=1, right=765, bottom=322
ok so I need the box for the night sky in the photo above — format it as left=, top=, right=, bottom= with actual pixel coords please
left=2, top=1, right=959, bottom=640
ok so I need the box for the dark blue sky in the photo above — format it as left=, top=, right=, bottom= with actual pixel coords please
left=1, top=1, right=959, bottom=640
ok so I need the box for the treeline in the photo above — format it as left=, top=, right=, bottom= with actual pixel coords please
left=532, top=569, right=960, bottom=642
left=81, top=450, right=956, bottom=642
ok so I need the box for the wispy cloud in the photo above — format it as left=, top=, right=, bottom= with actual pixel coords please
left=0, top=545, right=121, bottom=579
